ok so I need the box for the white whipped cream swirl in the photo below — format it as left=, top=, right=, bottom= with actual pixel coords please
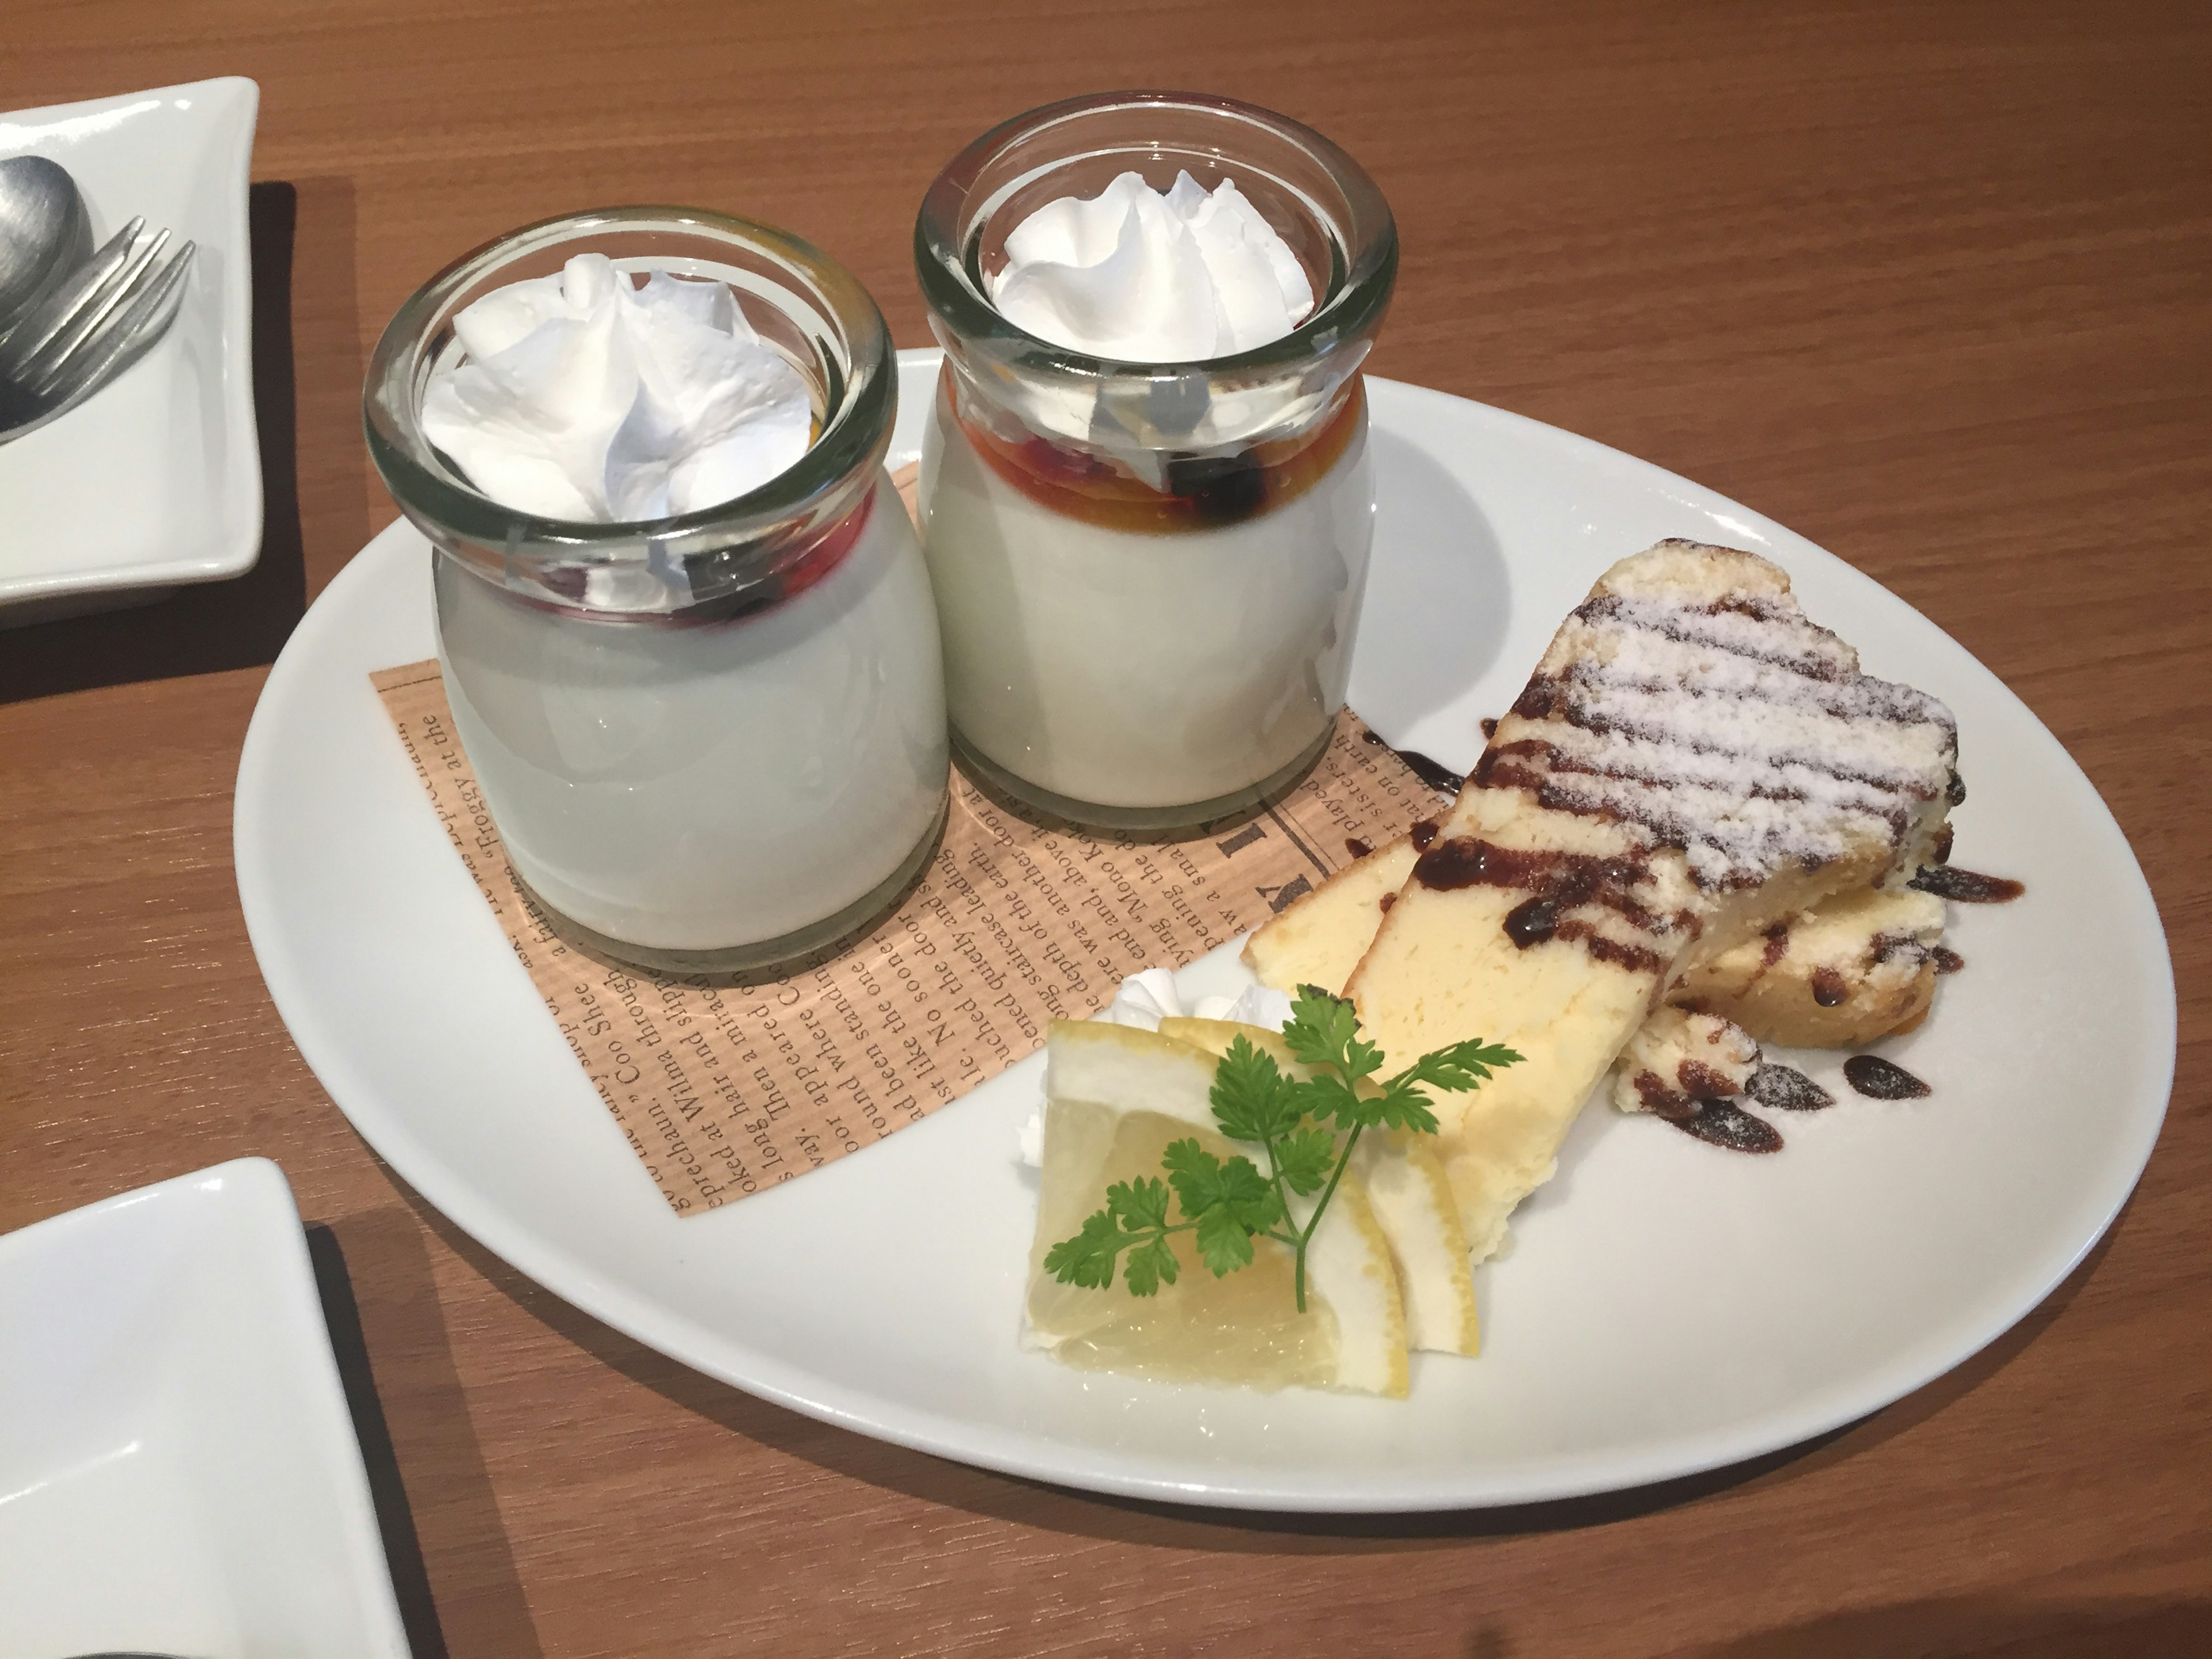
left=988, top=171, right=1315, bottom=363
left=422, top=253, right=812, bottom=523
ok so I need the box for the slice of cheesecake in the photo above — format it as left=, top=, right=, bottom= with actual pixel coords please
left=1338, top=540, right=1958, bottom=1259
left=1672, top=884, right=1945, bottom=1046
left=1248, top=834, right=1949, bottom=1050
left=1244, top=835, right=1422, bottom=1001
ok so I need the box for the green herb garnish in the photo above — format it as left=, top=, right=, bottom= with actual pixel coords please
left=1043, top=986, right=1521, bottom=1311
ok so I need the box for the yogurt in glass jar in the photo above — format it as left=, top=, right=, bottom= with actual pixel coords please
left=366, top=209, right=948, bottom=973
left=914, top=93, right=1396, bottom=830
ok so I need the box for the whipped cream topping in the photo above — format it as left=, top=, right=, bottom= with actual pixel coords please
left=422, top=253, right=812, bottom=523
left=988, top=171, right=1314, bottom=362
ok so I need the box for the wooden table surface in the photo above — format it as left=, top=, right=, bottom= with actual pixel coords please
left=4, top=2, right=2207, bottom=1653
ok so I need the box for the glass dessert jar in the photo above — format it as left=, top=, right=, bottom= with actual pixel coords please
left=914, top=92, right=1396, bottom=830
left=366, top=207, right=948, bottom=974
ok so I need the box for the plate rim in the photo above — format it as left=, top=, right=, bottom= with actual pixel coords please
left=236, top=354, right=2177, bottom=1510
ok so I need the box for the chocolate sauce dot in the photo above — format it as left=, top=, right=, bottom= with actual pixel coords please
left=1678, top=1060, right=1739, bottom=1099
left=1345, top=836, right=1374, bottom=861
left=1378, top=892, right=1396, bottom=914
left=1480, top=717, right=1499, bottom=739
left=1932, top=946, right=1965, bottom=975
left=1843, top=1055, right=1930, bottom=1099
left=1410, top=818, right=1440, bottom=851
left=1909, top=866, right=2025, bottom=903
left=1747, top=1063, right=1833, bottom=1112
left=1810, top=967, right=1849, bottom=1007
left=1665, top=1099, right=1783, bottom=1154
left=1504, top=895, right=1559, bottom=947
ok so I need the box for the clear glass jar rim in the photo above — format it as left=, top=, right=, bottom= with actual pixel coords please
left=914, top=90, right=1397, bottom=377
left=365, top=205, right=896, bottom=556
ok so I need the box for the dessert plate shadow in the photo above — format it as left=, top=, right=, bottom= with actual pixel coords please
left=234, top=349, right=2174, bottom=1512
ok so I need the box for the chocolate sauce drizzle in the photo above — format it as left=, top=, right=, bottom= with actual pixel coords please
left=1678, top=1059, right=1740, bottom=1099
left=1843, top=1055, right=1930, bottom=1099
left=1747, top=1063, right=1833, bottom=1112
left=1359, top=729, right=1463, bottom=798
left=1413, top=836, right=1668, bottom=974
left=1871, top=930, right=1923, bottom=965
left=1391, top=555, right=1960, bottom=973
left=1472, top=573, right=1957, bottom=900
left=1909, top=866, right=2025, bottom=904
left=1504, top=895, right=1562, bottom=948
left=1661, top=1098, right=1783, bottom=1155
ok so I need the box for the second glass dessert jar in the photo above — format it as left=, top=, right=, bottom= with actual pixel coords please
left=367, top=208, right=949, bottom=974
left=915, top=92, right=1397, bottom=830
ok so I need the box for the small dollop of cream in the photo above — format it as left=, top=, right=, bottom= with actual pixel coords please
left=422, top=253, right=811, bottom=523
left=987, top=170, right=1314, bottom=363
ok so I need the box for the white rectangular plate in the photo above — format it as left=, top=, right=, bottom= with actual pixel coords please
left=0, top=77, right=262, bottom=624
left=0, top=1158, right=411, bottom=1657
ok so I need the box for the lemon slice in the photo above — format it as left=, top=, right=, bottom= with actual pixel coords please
left=1025, top=1020, right=1407, bottom=1397
left=1159, top=1016, right=1479, bottom=1358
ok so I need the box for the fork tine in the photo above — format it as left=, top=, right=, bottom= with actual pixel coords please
left=21, top=226, right=170, bottom=394
left=0, top=216, right=144, bottom=379
left=43, top=242, right=196, bottom=406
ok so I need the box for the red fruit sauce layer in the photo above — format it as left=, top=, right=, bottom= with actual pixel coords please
left=943, top=372, right=1364, bottom=536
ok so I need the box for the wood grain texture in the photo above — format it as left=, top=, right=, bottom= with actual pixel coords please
left=2, top=2, right=2207, bottom=1654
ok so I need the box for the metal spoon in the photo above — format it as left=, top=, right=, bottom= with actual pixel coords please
left=0, top=154, right=93, bottom=340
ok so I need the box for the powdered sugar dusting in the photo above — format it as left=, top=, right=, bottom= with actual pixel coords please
left=1494, top=544, right=1958, bottom=889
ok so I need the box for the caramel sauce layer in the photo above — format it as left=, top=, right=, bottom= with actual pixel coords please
left=947, top=374, right=1364, bottom=535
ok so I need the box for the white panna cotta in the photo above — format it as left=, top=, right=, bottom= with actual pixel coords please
left=437, top=478, right=946, bottom=954
left=919, top=382, right=1371, bottom=810
left=366, top=218, right=950, bottom=968
left=916, top=156, right=1385, bottom=819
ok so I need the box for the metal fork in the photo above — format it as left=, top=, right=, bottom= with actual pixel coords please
left=0, top=215, right=195, bottom=444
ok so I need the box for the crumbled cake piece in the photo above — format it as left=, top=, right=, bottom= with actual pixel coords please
left=1608, top=1006, right=1760, bottom=1116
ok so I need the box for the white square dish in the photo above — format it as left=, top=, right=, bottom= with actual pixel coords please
left=0, top=1158, right=412, bottom=1658
left=0, top=77, right=262, bottom=625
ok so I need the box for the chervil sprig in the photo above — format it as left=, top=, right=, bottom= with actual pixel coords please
left=1046, top=986, right=1522, bottom=1311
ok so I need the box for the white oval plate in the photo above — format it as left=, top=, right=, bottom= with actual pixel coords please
left=235, top=351, right=2173, bottom=1512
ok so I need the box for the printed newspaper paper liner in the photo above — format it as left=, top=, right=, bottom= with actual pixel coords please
left=372, top=469, right=1442, bottom=1212
left=373, top=662, right=1442, bottom=1214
